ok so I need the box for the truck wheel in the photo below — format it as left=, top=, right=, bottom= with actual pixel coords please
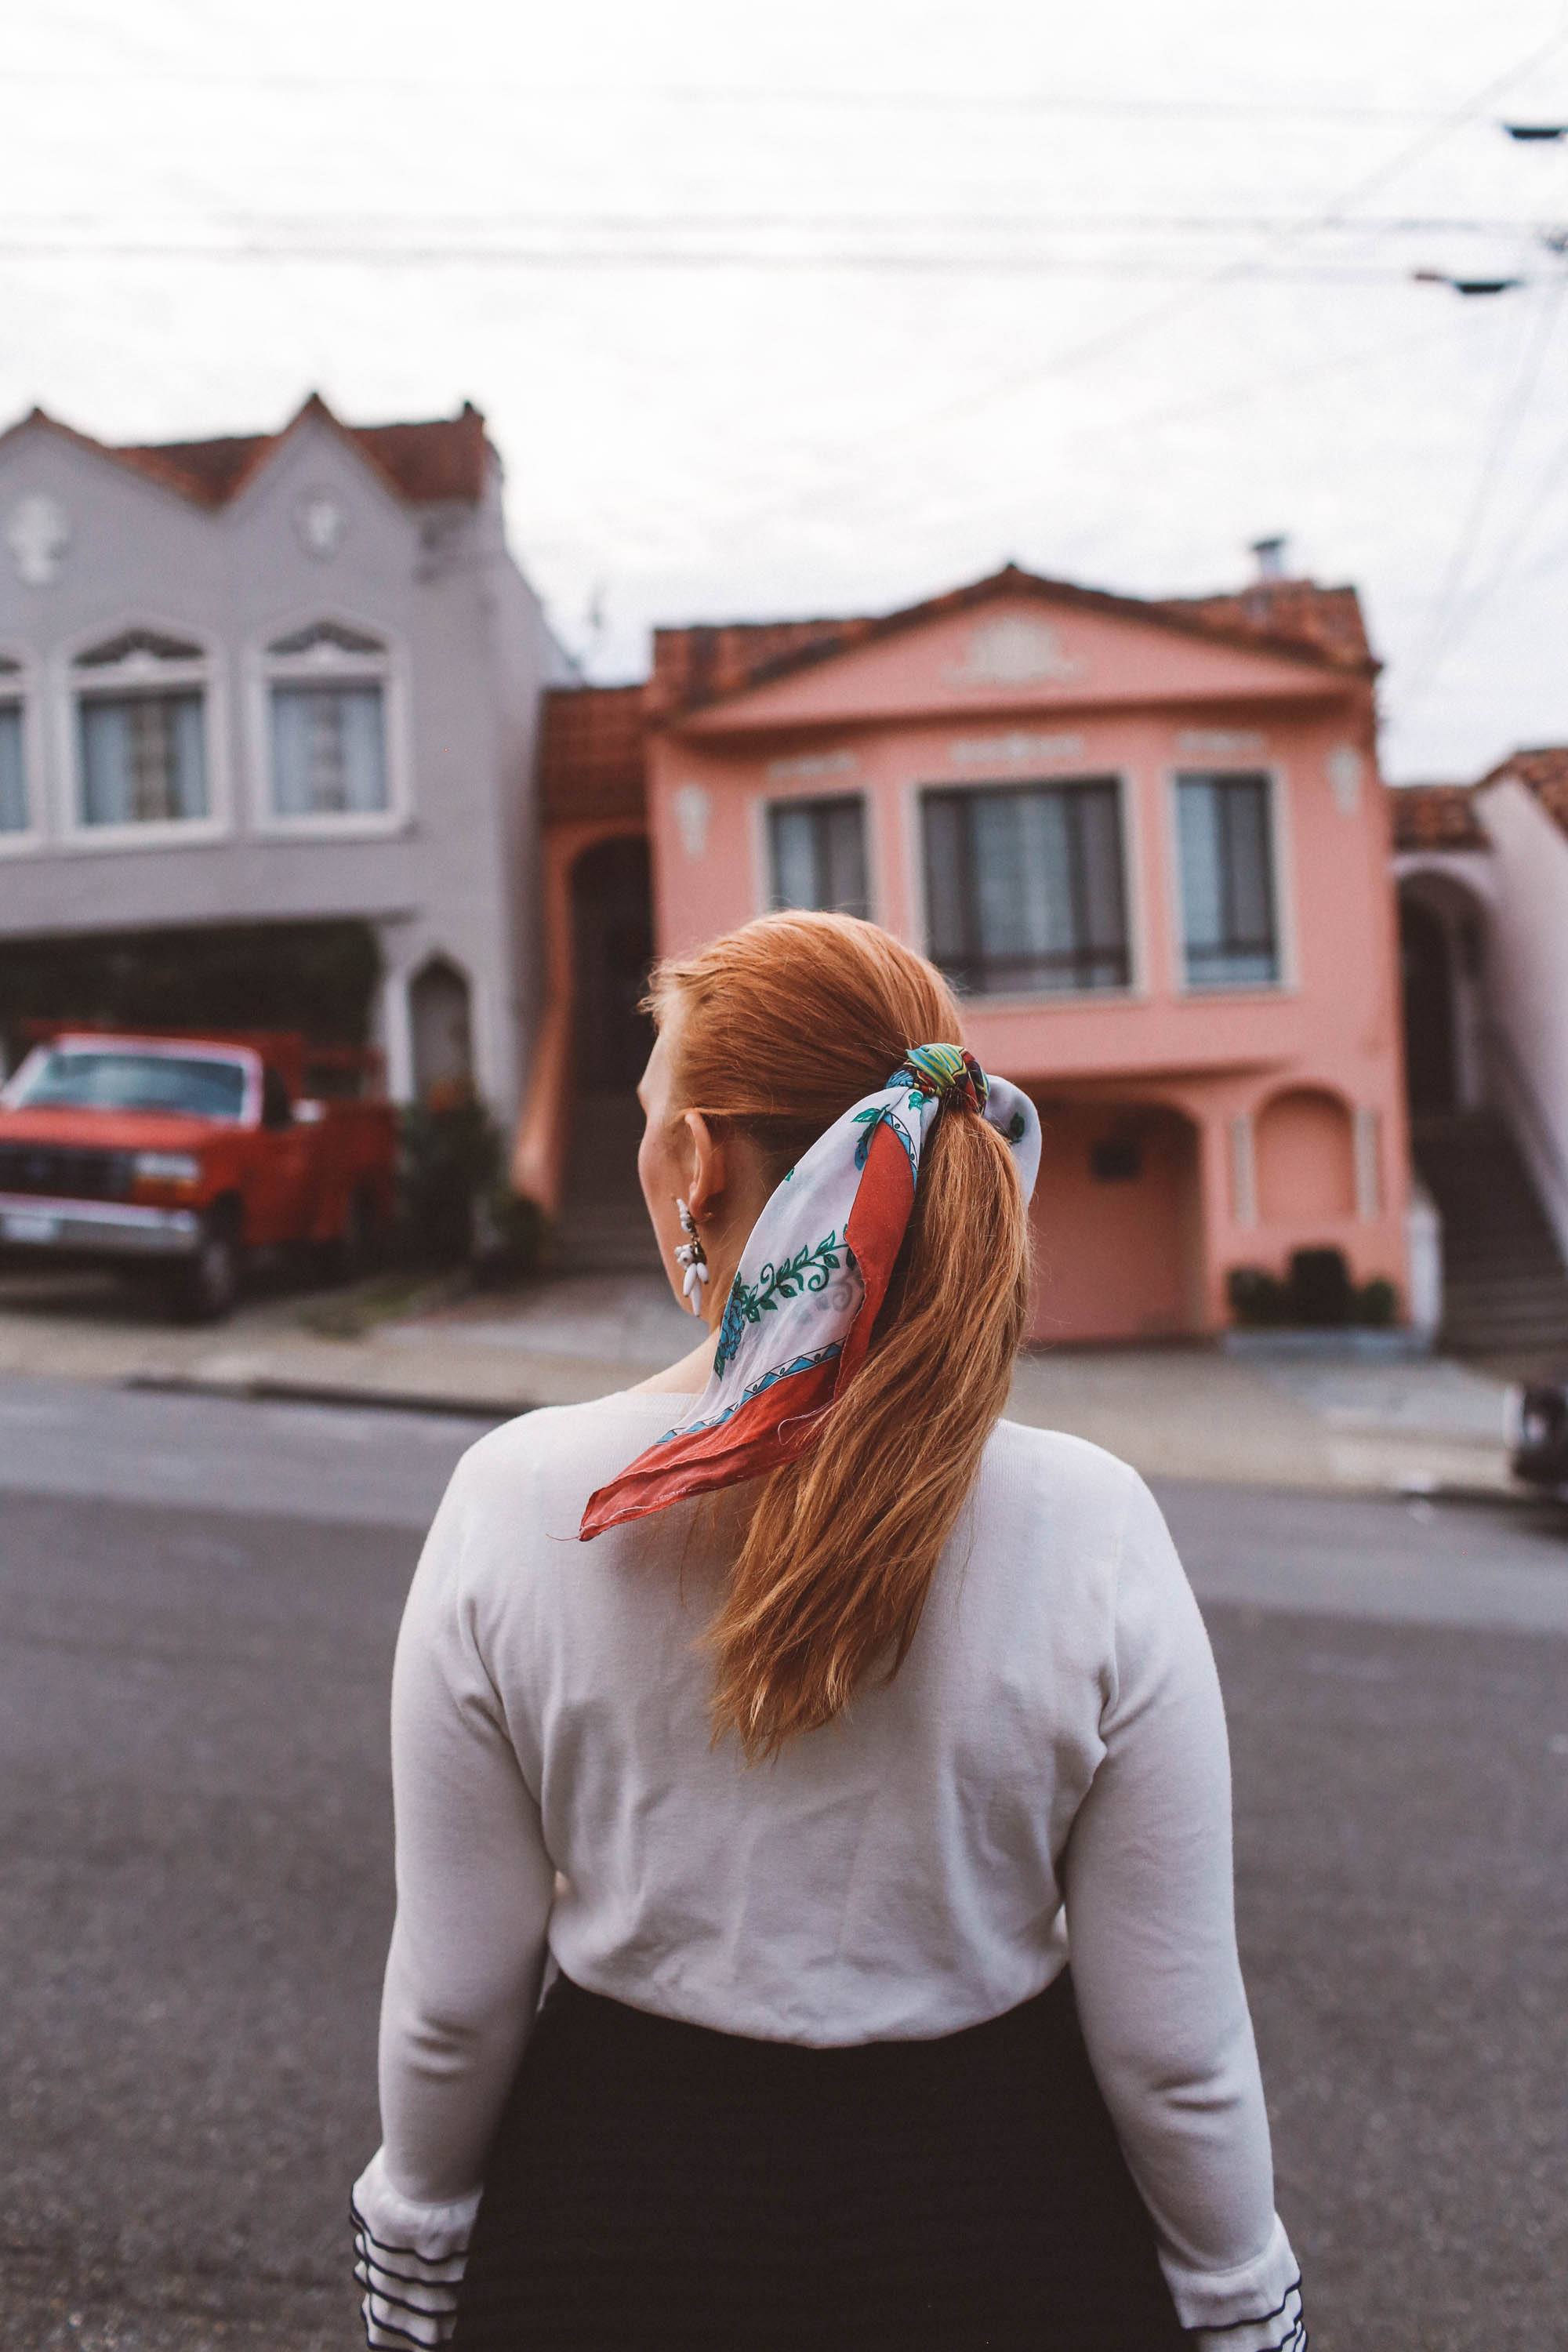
left=165, top=1207, right=243, bottom=1323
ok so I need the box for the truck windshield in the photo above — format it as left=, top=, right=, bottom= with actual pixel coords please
left=9, top=1047, right=249, bottom=1121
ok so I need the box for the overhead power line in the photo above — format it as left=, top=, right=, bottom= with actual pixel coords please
left=0, top=236, right=1548, bottom=281
left=0, top=67, right=1497, bottom=122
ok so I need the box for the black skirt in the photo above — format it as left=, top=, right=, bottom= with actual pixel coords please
left=452, top=1966, right=1187, bottom=2352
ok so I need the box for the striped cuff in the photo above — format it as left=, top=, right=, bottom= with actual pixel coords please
left=1162, top=2215, right=1306, bottom=2350
left=351, top=2148, right=481, bottom=2350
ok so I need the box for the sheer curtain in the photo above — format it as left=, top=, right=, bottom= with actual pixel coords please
left=271, top=685, right=387, bottom=815
left=80, top=695, right=207, bottom=826
left=1177, top=775, right=1276, bottom=985
left=0, top=706, right=26, bottom=833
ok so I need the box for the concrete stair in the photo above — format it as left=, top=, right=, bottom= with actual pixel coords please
left=553, top=1088, right=662, bottom=1272
left=1413, top=1109, right=1568, bottom=1356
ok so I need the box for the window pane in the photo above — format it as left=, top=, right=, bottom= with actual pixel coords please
left=270, top=684, right=387, bottom=816
left=0, top=706, right=26, bottom=833
left=821, top=799, right=869, bottom=917
left=922, top=781, right=1128, bottom=993
left=79, top=693, right=206, bottom=826
left=768, top=797, right=867, bottom=916
left=923, top=795, right=968, bottom=971
left=1178, top=772, right=1277, bottom=986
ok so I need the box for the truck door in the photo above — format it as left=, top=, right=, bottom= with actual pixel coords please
left=244, top=1065, right=320, bottom=1246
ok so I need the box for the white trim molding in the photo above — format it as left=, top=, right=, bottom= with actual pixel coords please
left=1353, top=1105, right=1382, bottom=1220
left=0, top=646, right=45, bottom=854
left=1229, top=1112, right=1259, bottom=1228
left=1164, top=759, right=1296, bottom=998
left=54, top=614, right=231, bottom=851
left=244, top=610, right=411, bottom=839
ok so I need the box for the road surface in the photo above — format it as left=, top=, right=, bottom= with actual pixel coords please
left=2, top=1376, right=1564, bottom=2350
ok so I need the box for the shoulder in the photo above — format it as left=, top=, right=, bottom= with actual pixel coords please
left=450, top=1391, right=678, bottom=1507
left=985, top=1417, right=1143, bottom=1528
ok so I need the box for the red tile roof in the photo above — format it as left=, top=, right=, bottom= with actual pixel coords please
left=4, top=393, right=492, bottom=508
left=538, top=684, right=647, bottom=825
left=648, top=561, right=1376, bottom=718
left=1388, top=782, right=1490, bottom=852
left=1163, top=579, right=1372, bottom=671
left=1477, top=745, right=1568, bottom=837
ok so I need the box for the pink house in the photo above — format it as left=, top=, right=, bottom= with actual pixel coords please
left=519, top=562, right=1410, bottom=1345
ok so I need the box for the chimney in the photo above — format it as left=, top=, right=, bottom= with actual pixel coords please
left=1250, top=535, right=1290, bottom=583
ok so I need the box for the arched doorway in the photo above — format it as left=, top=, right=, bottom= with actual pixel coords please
left=409, top=955, right=474, bottom=1105
left=571, top=836, right=655, bottom=1087
left=1399, top=896, right=1458, bottom=1114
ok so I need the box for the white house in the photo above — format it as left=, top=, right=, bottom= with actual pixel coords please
left=0, top=394, right=572, bottom=1123
left=1392, top=760, right=1568, bottom=1354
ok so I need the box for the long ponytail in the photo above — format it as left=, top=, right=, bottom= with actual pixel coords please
left=648, top=913, right=1032, bottom=1763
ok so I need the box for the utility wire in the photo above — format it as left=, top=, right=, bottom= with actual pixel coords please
left=1400, top=268, right=1568, bottom=704
left=0, top=238, right=1529, bottom=278
left=0, top=67, right=1496, bottom=122
left=4, top=208, right=1559, bottom=240
left=895, top=23, right=1568, bottom=443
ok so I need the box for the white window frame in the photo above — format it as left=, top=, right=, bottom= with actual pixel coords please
left=906, top=766, right=1145, bottom=1009
left=246, top=612, right=410, bottom=838
left=56, top=618, right=230, bottom=851
left=751, top=784, right=877, bottom=922
left=0, top=648, right=44, bottom=855
left=1164, top=761, right=1296, bottom=997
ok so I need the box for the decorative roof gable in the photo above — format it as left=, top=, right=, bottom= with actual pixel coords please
left=649, top=561, right=1375, bottom=724
left=0, top=393, right=492, bottom=510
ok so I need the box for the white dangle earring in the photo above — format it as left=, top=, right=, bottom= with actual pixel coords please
left=673, top=1197, right=710, bottom=1313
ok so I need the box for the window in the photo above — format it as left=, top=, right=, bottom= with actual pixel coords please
left=0, top=659, right=26, bottom=834
left=1176, top=771, right=1279, bottom=987
left=72, top=630, right=210, bottom=827
left=768, top=796, right=869, bottom=917
left=10, top=1044, right=249, bottom=1120
left=922, top=779, right=1130, bottom=996
left=265, top=622, right=390, bottom=818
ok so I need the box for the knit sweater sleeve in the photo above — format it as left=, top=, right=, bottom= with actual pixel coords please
left=350, top=1447, right=557, bottom=2349
left=1061, top=1468, right=1305, bottom=2350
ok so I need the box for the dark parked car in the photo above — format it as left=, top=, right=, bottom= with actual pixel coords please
left=1508, top=1375, right=1568, bottom=1492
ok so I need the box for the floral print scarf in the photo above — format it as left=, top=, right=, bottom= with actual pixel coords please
left=579, top=1045, right=1042, bottom=1538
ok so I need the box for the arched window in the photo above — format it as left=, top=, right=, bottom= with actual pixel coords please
left=72, top=629, right=211, bottom=828
left=265, top=621, right=390, bottom=819
left=0, top=655, right=27, bottom=837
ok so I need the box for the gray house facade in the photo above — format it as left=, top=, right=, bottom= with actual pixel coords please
left=0, top=394, right=569, bottom=1123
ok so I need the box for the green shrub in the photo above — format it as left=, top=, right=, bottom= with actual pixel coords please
left=1226, top=1265, right=1288, bottom=1327
left=397, top=1097, right=503, bottom=1265
left=1355, top=1276, right=1399, bottom=1328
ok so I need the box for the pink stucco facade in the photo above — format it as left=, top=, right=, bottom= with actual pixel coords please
left=638, top=579, right=1409, bottom=1345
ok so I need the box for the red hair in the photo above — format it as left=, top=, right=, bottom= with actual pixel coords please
left=647, top=911, right=1032, bottom=1762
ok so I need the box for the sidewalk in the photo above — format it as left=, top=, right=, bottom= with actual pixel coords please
left=0, top=1263, right=1521, bottom=1498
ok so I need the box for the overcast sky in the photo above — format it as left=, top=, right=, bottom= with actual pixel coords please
left=8, top=0, right=1568, bottom=779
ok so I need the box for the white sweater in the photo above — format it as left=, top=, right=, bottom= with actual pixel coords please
left=352, top=1392, right=1305, bottom=2351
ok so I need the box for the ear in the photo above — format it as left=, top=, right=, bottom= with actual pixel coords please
left=681, top=1109, right=727, bottom=1218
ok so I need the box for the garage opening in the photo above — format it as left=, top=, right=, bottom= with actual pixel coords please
left=0, top=919, right=382, bottom=1073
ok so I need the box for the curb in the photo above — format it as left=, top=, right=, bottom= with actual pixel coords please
left=123, top=1369, right=527, bottom=1423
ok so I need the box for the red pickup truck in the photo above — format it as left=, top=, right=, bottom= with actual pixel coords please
left=0, top=1027, right=397, bottom=1320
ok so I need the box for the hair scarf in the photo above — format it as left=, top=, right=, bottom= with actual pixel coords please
left=579, top=1044, right=1042, bottom=1539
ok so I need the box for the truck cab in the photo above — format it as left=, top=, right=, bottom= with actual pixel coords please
left=0, top=1028, right=396, bottom=1320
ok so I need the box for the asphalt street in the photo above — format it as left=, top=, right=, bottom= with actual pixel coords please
left=2, top=1374, right=1565, bottom=2350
